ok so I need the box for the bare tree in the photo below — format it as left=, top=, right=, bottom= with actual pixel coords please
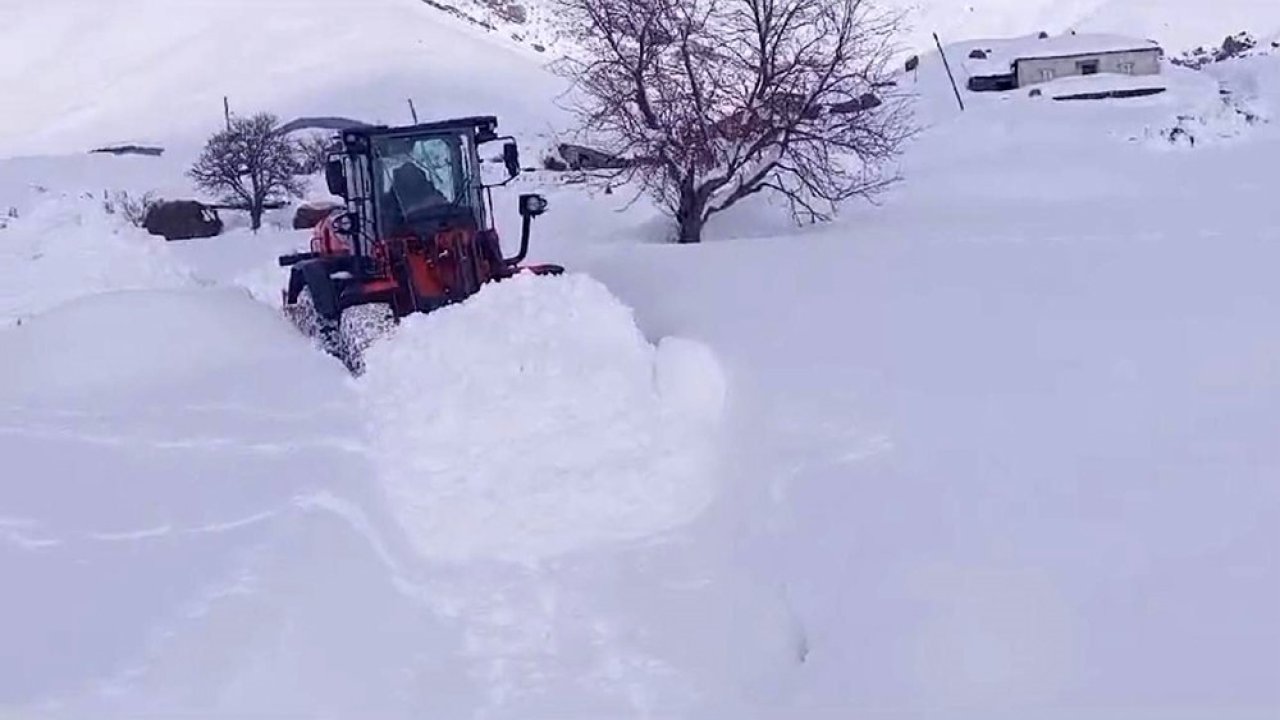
left=102, top=190, right=158, bottom=227
left=554, top=0, right=913, bottom=243
left=189, top=113, right=306, bottom=230
left=294, top=132, right=337, bottom=175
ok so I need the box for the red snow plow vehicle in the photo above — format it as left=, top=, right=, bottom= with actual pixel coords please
left=279, top=115, right=562, bottom=371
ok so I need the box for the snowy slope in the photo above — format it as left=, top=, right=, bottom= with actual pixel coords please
left=4, top=0, right=1279, bottom=157
left=0, top=0, right=562, bottom=156
left=888, top=0, right=1280, bottom=54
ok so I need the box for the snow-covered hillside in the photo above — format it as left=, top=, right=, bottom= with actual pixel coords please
left=0, top=0, right=561, bottom=156
left=3, top=0, right=1278, bottom=157
left=887, top=0, right=1280, bottom=55
left=3, top=0, right=1280, bottom=718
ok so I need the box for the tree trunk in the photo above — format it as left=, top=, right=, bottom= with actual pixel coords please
left=674, top=184, right=706, bottom=244
left=250, top=203, right=264, bottom=231
left=677, top=214, right=705, bottom=244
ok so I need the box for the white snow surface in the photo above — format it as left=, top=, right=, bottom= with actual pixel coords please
left=0, top=197, right=193, bottom=325
left=0, top=0, right=562, bottom=156
left=361, top=273, right=725, bottom=562
left=0, top=208, right=748, bottom=720
left=3, top=2, right=1280, bottom=719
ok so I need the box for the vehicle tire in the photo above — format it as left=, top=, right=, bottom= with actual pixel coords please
left=336, top=302, right=396, bottom=375
left=287, top=287, right=345, bottom=363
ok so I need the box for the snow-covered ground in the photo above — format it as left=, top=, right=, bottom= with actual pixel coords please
left=2, top=0, right=1280, bottom=718
left=885, top=0, right=1280, bottom=56
left=0, top=200, right=751, bottom=718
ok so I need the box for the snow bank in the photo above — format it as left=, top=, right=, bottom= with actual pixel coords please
left=360, top=273, right=725, bottom=562
left=1039, top=72, right=1171, bottom=97
left=1133, top=57, right=1277, bottom=149
left=0, top=196, right=192, bottom=324
left=1205, top=53, right=1280, bottom=124
left=163, top=226, right=311, bottom=303
left=0, top=288, right=336, bottom=407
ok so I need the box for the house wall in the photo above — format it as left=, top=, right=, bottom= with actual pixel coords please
left=1015, top=48, right=1162, bottom=87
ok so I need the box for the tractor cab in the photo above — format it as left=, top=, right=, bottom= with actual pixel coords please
left=279, top=115, right=560, bottom=371
left=315, top=116, right=529, bottom=260
left=373, top=129, right=485, bottom=235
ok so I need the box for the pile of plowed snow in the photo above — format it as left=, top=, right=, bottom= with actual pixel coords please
left=360, top=273, right=726, bottom=562
left=0, top=197, right=192, bottom=324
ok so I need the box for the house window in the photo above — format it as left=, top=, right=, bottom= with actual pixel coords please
left=1118, top=61, right=1136, bottom=74
left=1040, top=68, right=1056, bottom=82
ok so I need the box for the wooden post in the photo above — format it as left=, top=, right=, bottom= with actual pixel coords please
left=408, top=98, right=419, bottom=124
left=934, top=33, right=966, bottom=112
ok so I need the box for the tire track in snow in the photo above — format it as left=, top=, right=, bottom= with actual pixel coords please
left=0, top=423, right=368, bottom=456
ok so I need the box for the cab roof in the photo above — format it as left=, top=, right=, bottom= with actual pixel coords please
left=349, top=116, right=499, bottom=140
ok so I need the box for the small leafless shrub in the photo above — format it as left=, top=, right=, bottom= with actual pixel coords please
left=103, top=190, right=159, bottom=227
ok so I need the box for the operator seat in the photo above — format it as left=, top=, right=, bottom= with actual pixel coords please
left=392, top=163, right=446, bottom=215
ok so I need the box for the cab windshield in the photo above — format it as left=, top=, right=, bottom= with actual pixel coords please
left=373, top=132, right=479, bottom=233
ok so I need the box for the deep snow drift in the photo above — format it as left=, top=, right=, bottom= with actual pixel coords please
left=0, top=198, right=192, bottom=324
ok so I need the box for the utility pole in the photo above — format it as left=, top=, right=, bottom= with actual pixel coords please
left=223, top=96, right=232, bottom=129
left=933, top=33, right=966, bottom=112
left=408, top=98, right=419, bottom=124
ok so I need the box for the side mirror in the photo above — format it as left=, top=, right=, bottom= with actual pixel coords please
left=511, top=194, right=548, bottom=265
left=503, top=143, right=521, bottom=179
left=519, top=193, right=548, bottom=218
left=324, top=159, right=346, bottom=197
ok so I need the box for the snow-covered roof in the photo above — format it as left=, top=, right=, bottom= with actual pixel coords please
left=1011, top=34, right=1162, bottom=62
left=966, top=56, right=1013, bottom=77
left=962, top=33, right=1162, bottom=78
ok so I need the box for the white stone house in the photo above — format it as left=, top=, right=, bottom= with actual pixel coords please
left=965, top=34, right=1164, bottom=92
left=1014, top=35, right=1163, bottom=87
